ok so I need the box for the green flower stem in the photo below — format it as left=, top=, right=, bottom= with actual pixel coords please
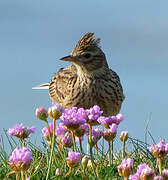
left=82, top=162, right=87, bottom=180
left=108, top=141, right=112, bottom=166
left=79, top=137, right=84, bottom=154
left=22, top=139, right=26, bottom=147
left=56, top=141, right=65, bottom=160
left=89, top=125, right=92, bottom=145
left=21, top=170, right=24, bottom=180
left=122, top=140, right=126, bottom=159
left=111, top=139, right=114, bottom=165
left=158, top=157, right=162, bottom=175
left=25, top=170, right=28, bottom=179
left=88, top=124, right=98, bottom=179
left=102, top=127, right=105, bottom=157
left=95, top=143, right=98, bottom=156
left=46, top=118, right=56, bottom=180
left=65, top=167, right=72, bottom=177
left=89, top=145, right=98, bottom=179
left=71, top=131, right=77, bottom=152
left=44, top=120, right=52, bottom=143
left=124, top=176, right=129, bottom=180
left=82, top=169, right=87, bottom=180
left=16, top=172, right=19, bottom=180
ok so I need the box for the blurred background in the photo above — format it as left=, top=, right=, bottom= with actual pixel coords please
left=0, top=0, right=168, bottom=146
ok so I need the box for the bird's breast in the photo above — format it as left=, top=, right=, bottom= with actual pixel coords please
left=61, top=72, right=124, bottom=116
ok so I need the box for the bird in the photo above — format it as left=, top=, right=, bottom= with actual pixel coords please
left=33, top=32, right=125, bottom=116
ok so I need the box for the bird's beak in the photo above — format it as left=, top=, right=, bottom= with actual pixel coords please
left=60, top=56, right=78, bottom=63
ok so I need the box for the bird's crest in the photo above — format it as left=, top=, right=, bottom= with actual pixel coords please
left=72, top=32, right=100, bottom=54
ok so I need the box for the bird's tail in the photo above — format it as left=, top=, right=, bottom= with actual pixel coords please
left=32, top=83, right=49, bottom=89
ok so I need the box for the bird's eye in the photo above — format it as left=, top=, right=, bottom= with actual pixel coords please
left=84, top=53, right=91, bottom=59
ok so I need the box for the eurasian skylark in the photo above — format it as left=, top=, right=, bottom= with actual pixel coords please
left=33, top=32, right=125, bottom=116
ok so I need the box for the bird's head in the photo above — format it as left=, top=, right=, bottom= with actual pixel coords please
left=60, top=32, right=108, bottom=74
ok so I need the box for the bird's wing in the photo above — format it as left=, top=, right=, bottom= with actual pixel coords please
left=109, top=69, right=125, bottom=101
left=109, top=69, right=121, bottom=82
left=32, top=83, right=50, bottom=89
left=49, top=65, right=78, bottom=104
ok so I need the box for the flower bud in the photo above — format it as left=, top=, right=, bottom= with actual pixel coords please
left=162, top=169, right=168, bottom=180
left=87, top=159, right=93, bottom=169
left=89, top=128, right=103, bottom=147
left=41, top=122, right=54, bottom=145
left=120, top=131, right=128, bottom=142
left=55, top=168, right=61, bottom=176
left=81, top=155, right=89, bottom=170
left=48, top=105, right=62, bottom=120
left=36, top=107, right=48, bottom=121
left=60, top=132, right=73, bottom=148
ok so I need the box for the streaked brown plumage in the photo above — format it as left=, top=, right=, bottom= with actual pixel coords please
left=34, top=32, right=125, bottom=116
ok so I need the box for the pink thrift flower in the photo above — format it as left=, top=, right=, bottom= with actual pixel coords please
left=60, top=132, right=73, bottom=148
left=115, top=113, right=124, bottom=125
left=97, top=116, right=114, bottom=129
left=56, top=123, right=73, bottom=148
left=60, top=107, right=86, bottom=130
left=140, top=167, right=155, bottom=180
left=66, top=151, right=81, bottom=168
left=89, top=128, right=103, bottom=146
left=129, top=163, right=155, bottom=180
left=118, top=158, right=133, bottom=178
left=86, top=105, right=103, bottom=126
left=9, top=147, right=32, bottom=171
left=147, top=140, right=168, bottom=158
left=74, top=123, right=89, bottom=137
left=35, top=107, right=48, bottom=121
left=103, top=114, right=124, bottom=125
left=8, top=124, right=36, bottom=139
left=103, top=124, right=117, bottom=142
left=56, top=123, right=68, bottom=137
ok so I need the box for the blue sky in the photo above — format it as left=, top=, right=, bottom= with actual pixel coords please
left=0, top=0, right=168, bottom=144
